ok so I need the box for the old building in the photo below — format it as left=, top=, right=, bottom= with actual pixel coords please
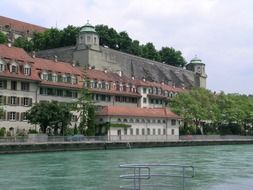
left=0, top=16, right=47, bottom=42
left=0, top=44, right=181, bottom=140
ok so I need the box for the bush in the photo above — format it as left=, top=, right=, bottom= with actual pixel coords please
left=0, top=128, right=6, bottom=136
left=28, top=129, right=38, bottom=134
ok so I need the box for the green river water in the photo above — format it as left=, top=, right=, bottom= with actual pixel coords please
left=0, top=144, right=253, bottom=190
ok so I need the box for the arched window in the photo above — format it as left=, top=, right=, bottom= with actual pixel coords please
left=41, top=71, right=48, bottom=80
left=10, top=62, right=18, bottom=73
left=23, top=64, right=31, bottom=76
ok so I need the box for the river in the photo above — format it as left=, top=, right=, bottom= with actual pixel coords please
left=0, top=144, right=253, bottom=190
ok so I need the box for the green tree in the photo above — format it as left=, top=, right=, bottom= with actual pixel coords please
left=95, top=25, right=119, bottom=49
left=13, top=37, right=33, bottom=52
left=26, top=101, right=72, bottom=134
left=61, top=25, right=79, bottom=46
left=130, top=40, right=142, bottom=56
left=159, top=47, right=187, bottom=67
left=118, top=31, right=132, bottom=53
left=141, top=42, right=160, bottom=61
left=74, top=77, right=95, bottom=136
left=0, top=32, right=8, bottom=44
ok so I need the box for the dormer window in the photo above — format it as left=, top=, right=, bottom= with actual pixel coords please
left=23, top=64, right=31, bottom=76
left=10, top=63, right=18, bottom=73
left=42, top=71, right=48, bottom=80
left=52, top=73, right=57, bottom=82
left=62, top=75, right=67, bottom=83
left=67, top=75, right=71, bottom=83
left=0, top=62, right=5, bottom=72
left=71, top=76, right=77, bottom=84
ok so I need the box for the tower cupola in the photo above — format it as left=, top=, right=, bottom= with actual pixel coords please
left=76, top=20, right=99, bottom=50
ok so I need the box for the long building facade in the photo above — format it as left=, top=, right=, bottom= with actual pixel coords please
left=0, top=44, right=185, bottom=140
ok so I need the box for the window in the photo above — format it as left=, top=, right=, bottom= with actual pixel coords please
left=10, top=96, right=17, bottom=105
left=72, top=91, right=78, bottom=98
left=130, top=128, right=133, bottom=135
left=142, top=128, right=145, bottom=135
left=124, top=128, right=127, bottom=135
left=129, top=118, right=134, bottom=123
left=21, top=112, right=27, bottom=121
left=153, top=129, right=156, bottom=135
left=9, top=112, right=16, bottom=121
left=157, top=120, right=161, bottom=124
left=163, top=128, right=166, bottom=135
left=62, top=75, right=67, bottom=83
left=0, top=80, right=7, bottom=89
left=11, top=81, right=17, bottom=90
left=163, top=120, right=166, bottom=124
left=57, top=89, right=63, bottom=96
left=171, top=119, right=176, bottom=126
left=40, top=87, right=47, bottom=95
left=143, top=88, right=147, bottom=94
left=11, top=64, right=18, bottom=73
left=52, top=74, right=57, bottom=82
left=118, top=118, right=122, bottom=122
left=94, top=37, right=97, bottom=44
left=171, top=129, right=175, bottom=135
left=23, top=97, right=30, bottom=106
left=42, top=72, right=48, bottom=80
left=67, top=76, right=71, bottom=83
left=0, top=63, right=5, bottom=72
left=136, top=128, right=139, bottom=135
left=158, top=129, right=161, bottom=135
left=24, top=65, right=31, bottom=75
left=58, top=75, right=62, bottom=82
left=147, top=128, right=150, bottom=135
left=71, top=115, right=78, bottom=122
left=72, top=76, right=77, bottom=84
left=123, top=118, right=128, bottom=123
left=136, top=119, right=139, bottom=123
left=143, top=98, right=147, bottom=103
left=21, top=82, right=29, bottom=91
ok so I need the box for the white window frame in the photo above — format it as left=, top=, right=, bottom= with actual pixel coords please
left=10, top=112, right=16, bottom=121
left=24, top=64, right=31, bottom=75
left=10, top=96, right=16, bottom=105
left=23, top=97, right=29, bottom=106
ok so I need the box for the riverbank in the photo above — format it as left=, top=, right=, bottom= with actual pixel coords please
left=1, top=139, right=253, bottom=154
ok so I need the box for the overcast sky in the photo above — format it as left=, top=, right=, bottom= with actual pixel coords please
left=1, top=0, right=252, bottom=95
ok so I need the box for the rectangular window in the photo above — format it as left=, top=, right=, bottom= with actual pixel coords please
left=21, top=82, right=30, bottom=91
left=153, top=129, right=156, bottom=135
left=136, top=128, right=139, bottom=135
left=23, top=97, right=29, bottom=106
left=24, top=67, right=30, bottom=75
left=71, top=115, right=78, bottom=122
left=11, top=81, right=17, bottom=90
left=57, top=89, right=63, bottom=96
left=163, top=128, right=166, bottom=135
left=9, top=112, right=16, bottom=121
left=101, top=95, right=106, bottom=101
left=130, top=128, right=133, bottom=135
left=0, top=80, right=7, bottom=89
left=143, top=88, right=146, bottom=94
left=0, top=64, right=4, bottom=72
left=72, top=91, right=78, bottom=98
left=143, top=97, right=147, bottom=103
left=124, top=128, right=127, bottom=135
left=171, top=129, right=175, bottom=135
left=158, top=129, right=161, bottom=135
left=171, top=119, right=176, bottom=126
left=10, top=96, right=17, bottom=105
left=11, top=65, right=17, bottom=73
left=142, top=128, right=145, bottom=135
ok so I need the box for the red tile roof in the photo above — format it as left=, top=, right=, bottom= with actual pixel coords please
left=0, top=44, right=34, bottom=62
left=89, top=88, right=141, bottom=97
left=34, top=57, right=83, bottom=75
left=97, top=106, right=181, bottom=119
left=0, top=16, right=47, bottom=33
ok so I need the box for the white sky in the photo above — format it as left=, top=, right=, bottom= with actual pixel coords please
left=1, top=0, right=252, bottom=95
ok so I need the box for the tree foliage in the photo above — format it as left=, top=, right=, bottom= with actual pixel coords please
left=26, top=101, right=72, bottom=134
left=13, top=37, right=33, bottom=52
left=0, top=32, right=8, bottom=44
left=170, top=88, right=253, bottom=135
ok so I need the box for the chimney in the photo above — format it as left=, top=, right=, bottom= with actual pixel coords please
left=32, top=51, right=36, bottom=58
left=131, top=75, right=135, bottom=80
left=117, top=70, right=122, bottom=77
left=72, top=60, right=76, bottom=67
left=104, top=69, right=107, bottom=73
left=142, top=77, right=146, bottom=82
left=161, top=81, right=164, bottom=85
left=7, top=43, right=11, bottom=47
left=54, top=55, right=58, bottom=62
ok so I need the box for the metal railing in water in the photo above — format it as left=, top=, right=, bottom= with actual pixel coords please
left=119, top=163, right=194, bottom=190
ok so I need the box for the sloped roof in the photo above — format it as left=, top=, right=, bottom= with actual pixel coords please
left=97, top=106, right=181, bottom=119
left=0, top=15, right=47, bottom=33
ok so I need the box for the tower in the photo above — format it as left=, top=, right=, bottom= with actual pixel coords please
left=186, top=56, right=207, bottom=88
left=76, top=21, right=100, bottom=51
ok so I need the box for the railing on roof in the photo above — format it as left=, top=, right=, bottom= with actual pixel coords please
left=119, top=163, right=194, bottom=190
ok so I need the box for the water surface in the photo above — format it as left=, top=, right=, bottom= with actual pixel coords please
left=0, top=144, right=253, bottom=190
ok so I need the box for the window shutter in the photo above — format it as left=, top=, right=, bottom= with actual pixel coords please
left=16, top=112, right=19, bottom=121
left=8, top=96, right=11, bottom=105
left=16, top=97, right=20, bottom=105
left=7, top=112, right=10, bottom=120
left=21, top=112, right=24, bottom=121
left=3, top=96, right=7, bottom=105
left=29, top=98, right=33, bottom=106
left=21, top=97, right=24, bottom=106
left=2, top=112, right=6, bottom=120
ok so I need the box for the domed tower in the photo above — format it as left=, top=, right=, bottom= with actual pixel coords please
left=76, top=21, right=100, bottom=51
left=186, top=55, right=207, bottom=88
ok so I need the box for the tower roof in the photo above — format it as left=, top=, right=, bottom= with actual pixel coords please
left=80, top=21, right=96, bottom=33
left=190, top=55, right=203, bottom=64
